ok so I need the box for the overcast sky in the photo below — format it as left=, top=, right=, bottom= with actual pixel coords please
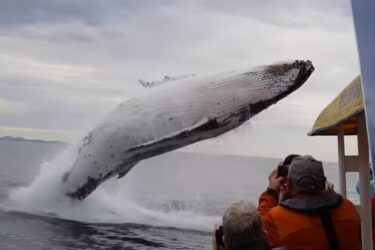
left=0, top=0, right=361, bottom=162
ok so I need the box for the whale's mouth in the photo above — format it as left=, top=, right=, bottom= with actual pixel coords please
left=291, top=60, right=314, bottom=88
left=265, top=60, right=314, bottom=89
left=277, top=60, right=314, bottom=98
left=249, top=60, right=314, bottom=115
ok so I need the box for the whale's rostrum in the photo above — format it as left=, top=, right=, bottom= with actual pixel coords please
left=62, top=60, right=314, bottom=200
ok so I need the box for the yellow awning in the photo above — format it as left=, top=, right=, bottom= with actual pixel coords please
left=309, top=76, right=364, bottom=136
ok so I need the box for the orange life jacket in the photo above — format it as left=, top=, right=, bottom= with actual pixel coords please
left=258, top=191, right=361, bottom=250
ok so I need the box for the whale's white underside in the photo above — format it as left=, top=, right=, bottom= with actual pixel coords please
left=62, top=60, right=314, bottom=200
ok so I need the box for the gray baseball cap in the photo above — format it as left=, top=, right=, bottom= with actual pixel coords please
left=288, top=155, right=326, bottom=192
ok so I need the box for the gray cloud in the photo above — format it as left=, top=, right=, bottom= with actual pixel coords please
left=0, top=0, right=360, bottom=161
left=199, top=0, right=352, bottom=31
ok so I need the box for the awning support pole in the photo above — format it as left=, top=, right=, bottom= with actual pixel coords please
left=357, top=112, right=372, bottom=250
left=338, top=125, right=347, bottom=198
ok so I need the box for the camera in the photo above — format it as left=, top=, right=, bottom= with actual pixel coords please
left=277, top=164, right=289, bottom=177
left=277, top=154, right=300, bottom=177
left=215, top=226, right=224, bottom=247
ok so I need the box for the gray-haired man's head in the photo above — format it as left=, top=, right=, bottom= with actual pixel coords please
left=222, top=201, right=268, bottom=250
left=287, top=155, right=326, bottom=194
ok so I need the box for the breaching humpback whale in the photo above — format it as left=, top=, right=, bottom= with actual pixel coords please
left=62, top=60, right=314, bottom=200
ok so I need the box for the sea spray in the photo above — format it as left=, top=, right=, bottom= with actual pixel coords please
left=5, top=145, right=219, bottom=231
left=7, top=145, right=80, bottom=213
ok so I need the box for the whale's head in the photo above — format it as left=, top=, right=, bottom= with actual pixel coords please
left=199, top=60, right=314, bottom=128
left=243, top=60, right=314, bottom=115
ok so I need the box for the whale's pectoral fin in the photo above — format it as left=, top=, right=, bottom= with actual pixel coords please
left=117, top=161, right=138, bottom=179
left=127, top=117, right=219, bottom=158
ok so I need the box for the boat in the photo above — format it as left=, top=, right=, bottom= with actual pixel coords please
left=311, top=2, right=375, bottom=249
left=309, top=76, right=372, bottom=249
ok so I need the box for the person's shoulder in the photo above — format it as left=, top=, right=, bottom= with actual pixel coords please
left=269, top=204, right=295, bottom=218
left=337, top=197, right=361, bottom=219
left=341, top=197, right=356, bottom=207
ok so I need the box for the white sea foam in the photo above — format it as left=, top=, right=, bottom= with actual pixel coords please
left=5, top=145, right=220, bottom=232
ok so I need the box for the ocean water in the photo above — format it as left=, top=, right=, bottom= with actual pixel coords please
left=0, top=139, right=357, bottom=250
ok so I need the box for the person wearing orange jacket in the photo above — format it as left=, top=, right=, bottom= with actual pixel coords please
left=258, top=155, right=361, bottom=250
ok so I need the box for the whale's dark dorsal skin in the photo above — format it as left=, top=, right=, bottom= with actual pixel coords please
left=62, top=60, right=314, bottom=200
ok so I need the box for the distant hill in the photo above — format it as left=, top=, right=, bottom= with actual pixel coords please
left=0, top=136, right=67, bottom=145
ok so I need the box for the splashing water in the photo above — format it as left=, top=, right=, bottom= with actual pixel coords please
left=4, top=145, right=220, bottom=232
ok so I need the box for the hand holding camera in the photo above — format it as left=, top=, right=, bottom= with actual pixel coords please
left=268, top=168, right=286, bottom=193
left=277, top=164, right=288, bottom=177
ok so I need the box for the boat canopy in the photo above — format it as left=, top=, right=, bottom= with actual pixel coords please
left=308, top=75, right=372, bottom=249
left=309, top=76, right=364, bottom=136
